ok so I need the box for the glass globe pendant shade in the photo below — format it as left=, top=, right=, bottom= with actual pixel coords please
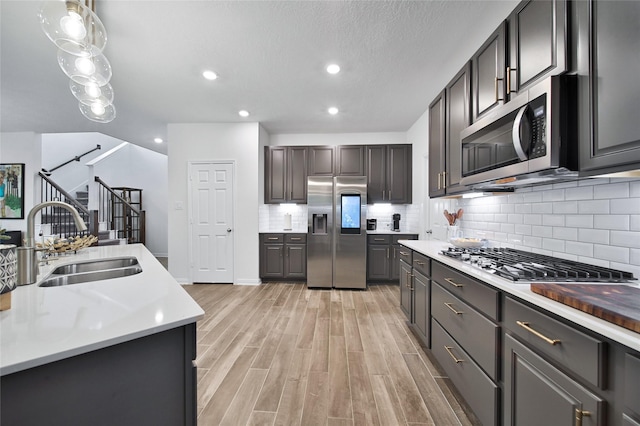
left=79, top=100, right=116, bottom=123
left=69, top=80, right=114, bottom=106
left=57, top=48, right=112, bottom=86
left=38, top=1, right=107, bottom=57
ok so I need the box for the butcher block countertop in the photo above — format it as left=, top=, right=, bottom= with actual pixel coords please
left=0, top=244, right=204, bottom=376
left=531, top=284, right=640, bottom=333
left=399, top=239, right=640, bottom=352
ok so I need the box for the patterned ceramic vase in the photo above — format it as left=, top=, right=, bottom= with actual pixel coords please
left=0, top=244, right=17, bottom=295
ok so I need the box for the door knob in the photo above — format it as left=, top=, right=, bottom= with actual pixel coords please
left=227, top=228, right=232, bottom=232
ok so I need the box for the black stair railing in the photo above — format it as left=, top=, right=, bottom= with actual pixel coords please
left=95, top=176, right=145, bottom=245
left=38, top=171, right=97, bottom=238
left=41, top=144, right=101, bottom=176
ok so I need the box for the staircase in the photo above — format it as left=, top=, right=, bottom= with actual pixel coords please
left=74, top=187, right=125, bottom=246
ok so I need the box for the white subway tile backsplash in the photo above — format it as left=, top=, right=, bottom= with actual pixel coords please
left=553, top=201, right=578, bottom=214
left=594, top=182, right=629, bottom=199
left=523, top=214, right=542, bottom=225
left=522, top=235, right=542, bottom=248
left=594, top=244, right=629, bottom=263
left=610, top=198, right=640, bottom=215
left=631, top=248, right=640, bottom=266
left=542, top=238, right=565, bottom=252
left=553, top=181, right=578, bottom=189
left=565, top=186, right=593, bottom=201
left=522, top=192, right=543, bottom=203
left=531, top=203, right=553, bottom=214
left=542, top=214, right=565, bottom=227
left=579, top=228, right=609, bottom=244
left=515, top=224, right=532, bottom=235
left=515, top=203, right=532, bottom=214
left=578, top=200, right=610, bottom=214
left=610, top=231, right=640, bottom=248
left=565, top=241, right=594, bottom=257
left=553, top=227, right=578, bottom=241
left=531, top=225, right=553, bottom=238
left=542, top=189, right=565, bottom=202
left=564, top=215, right=593, bottom=228
left=508, top=214, right=524, bottom=224
left=579, top=178, right=610, bottom=186
left=501, top=223, right=515, bottom=234
left=500, top=204, right=515, bottom=214
left=631, top=180, right=640, bottom=197
left=631, top=215, right=640, bottom=231
left=593, top=215, right=629, bottom=230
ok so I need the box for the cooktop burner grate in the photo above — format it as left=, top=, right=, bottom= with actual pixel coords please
left=440, top=247, right=637, bottom=282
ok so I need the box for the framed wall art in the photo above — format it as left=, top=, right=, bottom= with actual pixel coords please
left=0, top=164, right=25, bottom=219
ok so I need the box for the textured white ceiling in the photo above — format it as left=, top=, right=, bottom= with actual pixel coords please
left=1, top=0, right=519, bottom=154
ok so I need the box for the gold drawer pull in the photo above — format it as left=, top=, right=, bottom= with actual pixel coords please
left=399, top=251, right=409, bottom=256
left=267, top=237, right=279, bottom=240
left=444, top=302, right=463, bottom=315
left=444, top=346, right=464, bottom=364
left=290, top=237, right=301, bottom=241
left=444, top=278, right=464, bottom=288
left=575, top=408, right=591, bottom=426
left=415, top=261, right=425, bottom=266
left=517, top=321, right=561, bottom=346
left=374, top=238, right=386, bottom=241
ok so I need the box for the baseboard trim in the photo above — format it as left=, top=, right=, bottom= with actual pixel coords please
left=235, top=278, right=262, bottom=286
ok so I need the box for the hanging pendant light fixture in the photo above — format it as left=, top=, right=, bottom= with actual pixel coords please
left=39, top=0, right=116, bottom=123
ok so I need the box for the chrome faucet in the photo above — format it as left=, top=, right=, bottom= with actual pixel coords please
left=17, top=201, right=88, bottom=285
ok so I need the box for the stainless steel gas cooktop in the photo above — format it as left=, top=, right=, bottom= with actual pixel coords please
left=440, top=246, right=637, bottom=283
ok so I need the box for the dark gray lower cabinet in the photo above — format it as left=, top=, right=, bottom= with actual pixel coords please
left=1, top=324, right=197, bottom=426
left=260, top=233, right=306, bottom=280
left=399, top=259, right=412, bottom=319
left=412, top=269, right=429, bottom=344
left=367, top=234, right=417, bottom=282
left=504, top=334, right=605, bottom=426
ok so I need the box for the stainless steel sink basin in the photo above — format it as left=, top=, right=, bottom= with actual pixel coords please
left=50, top=257, right=140, bottom=275
left=38, top=265, right=143, bottom=287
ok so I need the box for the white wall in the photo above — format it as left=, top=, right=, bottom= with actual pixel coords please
left=41, top=133, right=123, bottom=193
left=406, top=109, right=430, bottom=239
left=0, top=132, right=42, bottom=234
left=167, top=123, right=261, bottom=285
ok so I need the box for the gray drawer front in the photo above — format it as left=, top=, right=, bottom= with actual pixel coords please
left=397, top=248, right=413, bottom=265
left=432, top=262, right=499, bottom=321
left=623, top=414, right=640, bottom=426
left=412, top=252, right=430, bottom=277
left=368, top=235, right=391, bottom=244
left=504, top=296, right=606, bottom=389
left=262, top=234, right=284, bottom=243
left=431, top=320, right=499, bottom=426
left=625, top=353, right=640, bottom=418
left=432, top=282, right=500, bottom=381
left=285, top=234, right=306, bottom=244
left=392, top=234, right=418, bottom=244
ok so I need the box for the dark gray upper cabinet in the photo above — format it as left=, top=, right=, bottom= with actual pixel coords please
left=508, top=0, right=568, bottom=99
left=576, top=0, right=640, bottom=174
left=366, top=144, right=412, bottom=204
left=265, top=146, right=307, bottom=204
left=336, top=145, right=365, bottom=176
left=428, top=90, right=446, bottom=198
left=308, top=146, right=335, bottom=176
left=472, top=21, right=506, bottom=122
left=445, top=62, right=471, bottom=194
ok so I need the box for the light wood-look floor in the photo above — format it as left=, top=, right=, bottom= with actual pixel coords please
left=183, top=283, right=479, bottom=426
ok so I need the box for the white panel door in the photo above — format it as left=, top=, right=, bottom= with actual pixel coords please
left=189, top=162, right=234, bottom=283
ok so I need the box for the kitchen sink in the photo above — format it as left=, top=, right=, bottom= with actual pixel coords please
left=38, top=265, right=143, bottom=287
left=50, top=256, right=140, bottom=275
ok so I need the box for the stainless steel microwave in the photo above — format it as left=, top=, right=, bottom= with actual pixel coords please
left=459, top=75, right=578, bottom=189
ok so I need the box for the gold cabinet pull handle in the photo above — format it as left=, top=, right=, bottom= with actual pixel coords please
left=267, top=237, right=279, bottom=240
left=290, top=237, right=301, bottom=241
left=415, top=261, right=425, bottom=266
left=575, top=408, right=591, bottom=426
left=399, top=251, right=409, bottom=256
left=444, top=346, right=464, bottom=364
left=444, top=302, right=464, bottom=315
left=506, top=66, right=517, bottom=95
left=374, top=238, right=385, bottom=241
left=387, top=248, right=390, bottom=259
left=517, top=321, right=561, bottom=346
left=444, top=278, right=464, bottom=288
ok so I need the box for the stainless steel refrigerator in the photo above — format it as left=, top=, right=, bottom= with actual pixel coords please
left=307, top=176, right=367, bottom=289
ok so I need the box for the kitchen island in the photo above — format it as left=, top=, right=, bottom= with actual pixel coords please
left=399, top=239, right=640, bottom=426
left=0, top=243, right=204, bottom=426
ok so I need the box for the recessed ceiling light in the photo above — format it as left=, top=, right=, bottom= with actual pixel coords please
left=202, top=70, right=218, bottom=80
left=154, top=137, right=163, bottom=144
left=238, top=110, right=250, bottom=117
left=328, top=107, right=339, bottom=115
left=326, top=64, right=340, bottom=74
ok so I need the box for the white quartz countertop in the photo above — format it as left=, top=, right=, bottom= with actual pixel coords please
left=0, top=244, right=204, bottom=376
left=399, top=239, right=640, bottom=352
left=367, top=229, right=420, bottom=235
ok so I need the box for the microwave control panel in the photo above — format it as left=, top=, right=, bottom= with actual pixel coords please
left=529, top=99, right=547, bottom=159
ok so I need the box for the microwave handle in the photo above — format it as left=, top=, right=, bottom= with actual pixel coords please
left=512, top=105, right=530, bottom=161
